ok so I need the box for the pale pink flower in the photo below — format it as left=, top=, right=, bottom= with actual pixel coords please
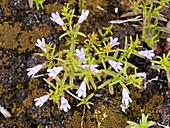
left=75, top=48, right=86, bottom=61
left=78, top=9, right=89, bottom=24
left=60, top=97, right=71, bottom=112
left=47, top=66, right=63, bottom=79
left=108, top=60, right=123, bottom=72
left=110, top=37, right=119, bottom=48
left=27, top=64, right=43, bottom=77
left=34, top=95, right=50, bottom=107
left=50, top=12, right=64, bottom=26
left=122, top=88, right=132, bottom=107
left=35, top=38, right=47, bottom=52
left=76, top=81, right=86, bottom=97
left=138, top=50, right=155, bottom=60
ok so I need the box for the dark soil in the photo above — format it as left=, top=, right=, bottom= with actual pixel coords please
left=0, top=0, right=170, bottom=128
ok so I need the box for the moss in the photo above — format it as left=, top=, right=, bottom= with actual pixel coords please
left=23, top=88, right=46, bottom=108
left=0, top=84, right=3, bottom=95
left=44, top=1, right=63, bottom=15
left=28, top=79, right=40, bottom=91
left=144, top=95, right=164, bottom=120
left=16, top=84, right=24, bottom=89
left=66, top=102, right=127, bottom=128
left=0, top=22, right=21, bottom=49
left=18, top=23, right=51, bottom=53
left=0, top=0, right=11, bottom=17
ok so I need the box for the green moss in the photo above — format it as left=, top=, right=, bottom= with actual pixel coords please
left=144, top=95, right=164, bottom=120
left=23, top=88, right=46, bottom=107
left=66, top=102, right=127, bottom=128
left=0, top=0, right=11, bottom=17
left=18, top=23, right=51, bottom=53
left=28, top=79, right=40, bottom=91
left=44, top=1, right=63, bottom=15
left=16, top=84, right=24, bottom=89
left=0, top=22, right=21, bottom=49
left=0, top=84, right=3, bottom=95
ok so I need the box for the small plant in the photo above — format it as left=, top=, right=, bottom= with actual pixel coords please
left=130, top=0, right=170, bottom=49
left=28, top=0, right=45, bottom=10
left=27, top=4, right=155, bottom=112
left=127, top=114, right=155, bottom=128
left=151, top=52, right=170, bottom=88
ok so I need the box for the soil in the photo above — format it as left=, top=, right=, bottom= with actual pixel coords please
left=0, top=0, right=170, bottom=128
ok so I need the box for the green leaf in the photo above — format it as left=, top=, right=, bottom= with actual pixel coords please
left=43, top=78, right=56, bottom=89
left=77, top=32, right=86, bottom=37
left=127, top=121, right=140, bottom=128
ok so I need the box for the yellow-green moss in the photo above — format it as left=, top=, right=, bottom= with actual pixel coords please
left=144, top=95, right=164, bottom=120
left=23, top=88, right=46, bottom=108
left=0, top=22, right=21, bottom=49
left=44, top=1, right=63, bottom=15
left=28, top=79, right=40, bottom=91
left=0, top=84, right=3, bottom=95
left=66, top=102, right=127, bottom=128
left=0, top=0, right=11, bottom=17
left=18, top=23, right=51, bottom=53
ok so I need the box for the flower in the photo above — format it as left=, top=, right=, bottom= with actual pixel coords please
left=60, top=97, right=71, bottom=112
left=110, top=37, right=119, bottom=48
left=76, top=81, right=86, bottom=97
left=27, top=64, right=43, bottom=77
left=34, top=94, right=50, bottom=107
left=75, top=48, right=86, bottom=61
left=136, top=72, right=147, bottom=78
left=78, top=9, right=89, bottom=24
left=108, top=60, right=123, bottom=72
left=138, top=50, right=155, bottom=60
left=90, top=64, right=99, bottom=74
left=47, top=66, right=63, bottom=79
left=50, top=11, right=64, bottom=26
left=82, top=64, right=99, bottom=74
left=35, top=38, right=47, bottom=52
left=0, top=105, right=12, bottom=118
left=122, top=87, right=132, bottom=107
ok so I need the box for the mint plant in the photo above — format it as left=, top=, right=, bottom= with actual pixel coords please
left=27, top=4, right=153, bottom=112
left=127, top=114, right=155, bottom=128
left=151, top=52, right=170, bottom=88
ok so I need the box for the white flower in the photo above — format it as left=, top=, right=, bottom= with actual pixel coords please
left=138, top=50, right=155, bottom=60
left=0, top=105, right=12, bottom=118
left=122, top=87, right=132, bottom=107
left=75, top=48, right=86, bottom=61
left=34, top=94, right=50, bottom=107
left=108, top=60, right=123, bottom=72
left=76, top=81, right=86, bottom=97
left=50, top=11, right=64, bottom=26
left=35, top=38, right=47, bottom=52
left=110, top=37, right=119, bottom=48
left=90, top=64, right=99, bottom=74
left=60, top=97, right=71, bottom=112
left=82, top=64, right=99, bottom=74
left=47, top=66, right=63, bottom=79
left=136, top=72, right=147, bottom=78
left=27, top=64, right=43, bottom=77
left=78, top=9, right=89, bottom=24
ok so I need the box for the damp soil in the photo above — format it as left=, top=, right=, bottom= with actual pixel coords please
left=0, top=0, right=170, bottom=128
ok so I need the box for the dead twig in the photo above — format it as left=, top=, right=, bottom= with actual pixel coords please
left=109, top=16, right=143, bottom=24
